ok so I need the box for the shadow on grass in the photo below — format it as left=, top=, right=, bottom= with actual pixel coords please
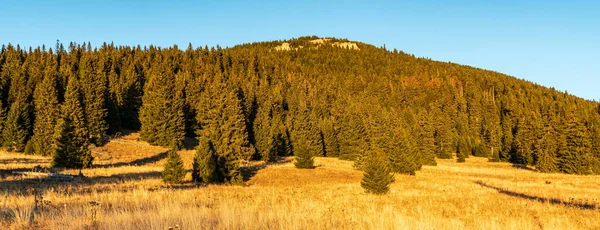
left=182, top=137, right=199, bottom=150
left=0, top=158, right=50, bottom=165
left=474, top=180, right=599, bottom=211
left=93, top=151, right=168, bottom=168
left=239, top=157, right=293, bottom=182
left=511, top=163, right=535, bottom=171
left=0, top=170, right=167, bottom=196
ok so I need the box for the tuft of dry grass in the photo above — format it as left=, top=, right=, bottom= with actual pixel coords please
left=1, top=134, right=600, bottom=229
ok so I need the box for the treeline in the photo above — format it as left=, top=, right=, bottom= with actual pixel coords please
left=0, top=36, right=599, bottom=177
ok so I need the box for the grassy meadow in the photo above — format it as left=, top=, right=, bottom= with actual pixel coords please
left=1, top=132, right=599, bottom=229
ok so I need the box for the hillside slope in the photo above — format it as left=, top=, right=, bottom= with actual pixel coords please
left=0, top=36, right=599, bottom=175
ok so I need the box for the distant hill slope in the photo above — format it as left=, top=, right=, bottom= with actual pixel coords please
left=0, top=36, right=598, bottom=175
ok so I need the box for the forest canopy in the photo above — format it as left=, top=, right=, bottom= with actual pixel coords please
left=0, top=36, right=599, bottom=175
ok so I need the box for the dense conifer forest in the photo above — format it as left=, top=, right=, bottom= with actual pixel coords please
left=1, top=36, right=599, bottom=178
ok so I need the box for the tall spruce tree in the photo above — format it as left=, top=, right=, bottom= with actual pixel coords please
left=338, top=110, right=369, bottom=161
left=559, top=112, right=594, bottom=174
left=0, top=100, right=5, bottom=139
left=388, top=126, right=422, bottom=174
left=292, top=108, right=318, bottom=168
left=197, top=75, right=254, bottom=184
left=499, top=114, right=514, bottom=161
left=254, top=104, right=276, bottom=162
left=416, top=110, right=437, bottom=165
left=1, top=99, right=30, bottom=152
left=512, top=113, right=540, bottom=165
left=321, top=117, right=340, bottom=157
left=79, top=54, right=108, bottom=145
left=51, top=77, right=93, bottom=168
left=535, top=130, right=559, bottom=173
left=192, top=138, right=222, bottom=183
left=369, top=111, right=422, bottom=174
left=481, top=101, right=501, bottom=158
left=31, top=66, right=60, bottom=156
left=361, top=149, right=395, bottom=195
left=139, top=62, right=186, bottom=147
left=456, top=137, right=469, bottom=163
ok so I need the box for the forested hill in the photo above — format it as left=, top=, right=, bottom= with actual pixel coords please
left=1, top=36, right=599, bottom=180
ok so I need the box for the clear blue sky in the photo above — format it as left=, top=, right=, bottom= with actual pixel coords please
left=1, top=0, right=598, bottom=100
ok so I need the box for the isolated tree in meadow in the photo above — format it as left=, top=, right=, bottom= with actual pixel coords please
left=51, top=77, right=93, bottom=168
left=294, top=136, right=315, bottom=168
left=192, top=138, right=222, bottom=183
left=162, top=145, right=186, bottom=184
left=361, top=149, right=395, bottom=195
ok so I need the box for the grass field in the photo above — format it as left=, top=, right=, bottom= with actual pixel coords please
left=1, top=132, right=599, bottom=229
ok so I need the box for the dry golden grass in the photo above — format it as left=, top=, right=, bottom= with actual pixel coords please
left=1, top=133, right=600, bottom=229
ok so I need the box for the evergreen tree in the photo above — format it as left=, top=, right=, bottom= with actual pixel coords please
left=294, top=136, right=315, bottom=168
left=0, top=100, right=5, bottom=139
left=254, top=104, right=276, bottom=161
left=31, top=67, right=60, bottom=156
left=481, top=101, right=501, bottom=158
left=590, top=117, right=600, bottom=174
left=51, top=77, right=93, bottom=168
left=192, top=138, right=222, bottom=183
left=139, top=62, right=186, bottom=147
left=388, top=126, right=421, bottom=174
left=535, top=130, right=559, bottom=172
left=321, top=117, right=340, bottom=157
left=197, top=75, right=254, bottom=184
left=456, top=137, right=468, bottom=163
left=369, top=111, right=422, bottom=174
left=512, top=113, right=540, bottom=165
left=79, top=54, right=108, bottom=145
left=1, top=99, right=30, bottom=152
left=291, top=107, right=320, bottom=168
left=416, top=110, right=437, bottom=165
left=559, top=113, right=594, bottom=174
left=162, top=146, right=186, bottom=184
left=433, top=126, right=453, bottom=159
left=499, top=114, right=514, bottom=161
left=338, top=110, right=369, bottom=161
left=432, top=106, right=454, bottom=159
left=361, top=149, right=395, bottom=195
